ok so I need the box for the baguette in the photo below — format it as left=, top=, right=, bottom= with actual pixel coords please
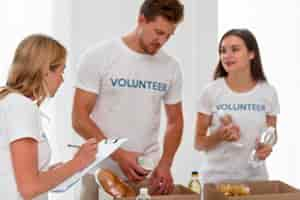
left=97, top=169, right=136, bottom=197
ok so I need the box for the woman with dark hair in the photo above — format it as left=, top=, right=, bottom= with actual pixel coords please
left=194, top=29, right=280, bottom=183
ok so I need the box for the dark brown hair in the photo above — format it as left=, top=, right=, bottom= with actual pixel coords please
left=140, top=0, right=184, bottom=24
left=214, top=29, right=267, bottom=82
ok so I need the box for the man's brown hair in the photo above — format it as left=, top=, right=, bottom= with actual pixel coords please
left=140, top=0, right=184, bottom=24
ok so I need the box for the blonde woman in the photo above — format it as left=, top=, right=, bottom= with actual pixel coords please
left=0, top=34, right=98, bottom=200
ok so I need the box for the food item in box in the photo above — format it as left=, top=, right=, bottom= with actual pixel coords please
left=216, top=110, right=243, bottom=148
left=97, top=168, right=136, bottom=198
left=218, top=111, right=233, bottom=126
left=217, top=183, right=250, bottom=196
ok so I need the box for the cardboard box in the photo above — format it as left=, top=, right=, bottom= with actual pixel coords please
left=204, top=180, right=300, bottom=200
left=98, top=184, right=200, bottom=200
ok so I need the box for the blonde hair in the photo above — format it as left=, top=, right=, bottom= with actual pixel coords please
left=0, top=34, right=67, bottom=105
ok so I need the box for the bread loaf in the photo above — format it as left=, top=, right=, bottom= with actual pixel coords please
left=97, top=169, right=136, bottom=197
left=220, top=114, right=232, bottom=126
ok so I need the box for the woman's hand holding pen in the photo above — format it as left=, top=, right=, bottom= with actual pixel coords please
left=71, top=138, right=98, bottom=171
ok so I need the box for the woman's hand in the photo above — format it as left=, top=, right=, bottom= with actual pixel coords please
left=217, top=124, right=240, bottom=142
left=72, top=138, right=98, bottom=171
left=255, top=143, right=273, bottom=160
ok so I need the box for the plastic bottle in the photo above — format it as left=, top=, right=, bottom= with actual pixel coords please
left=188, top=171, right=201, bottom=194
left=136, top=188, right=151, bottom=200
left=249, top=126, right=276, bottom=168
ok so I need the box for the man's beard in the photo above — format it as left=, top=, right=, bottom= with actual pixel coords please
left=138, top=37, right=158, bottom=55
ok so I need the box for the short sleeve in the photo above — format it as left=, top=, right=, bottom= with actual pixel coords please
left=266, top=85, right=280, bottom=116
left=196, top=83, right=214, bottom=115
left=163, top=62, right=182, bottom=104
left=75, top=44, right=107, bottom=94
left=5, top=94, right=42, bottom=143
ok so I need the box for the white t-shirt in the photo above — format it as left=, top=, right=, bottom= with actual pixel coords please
left=76, top=38, right=182, bottom=178
left=196, top=78, right=280, bottom=183
left=0, top=93, right=51, bottom=200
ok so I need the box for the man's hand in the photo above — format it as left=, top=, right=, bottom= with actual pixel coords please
left=149, top=163, right=174, bottom=195
left=112, top=149, right=150, bottom=182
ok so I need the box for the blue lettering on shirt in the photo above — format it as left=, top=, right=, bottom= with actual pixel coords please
left=111, top=79, right=118, bottom=87
left=110, top=78, right=168, bottom=92
left=216, top=104, right=266, bottom=112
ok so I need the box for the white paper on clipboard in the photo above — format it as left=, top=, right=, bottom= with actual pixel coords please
left=51, top=138, right=127, bottom=193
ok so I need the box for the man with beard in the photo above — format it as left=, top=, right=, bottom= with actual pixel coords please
left=73, top=0, right=184, bottom=199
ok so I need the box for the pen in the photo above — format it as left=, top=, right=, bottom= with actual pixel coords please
left=67, top=144, right=80, bottom=148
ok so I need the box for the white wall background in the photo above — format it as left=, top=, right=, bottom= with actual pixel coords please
left=0, top=0, right=52, bottom=85
left=297, top=0, right=300, bottom=187
left=1, top=1, right=299, bottom=200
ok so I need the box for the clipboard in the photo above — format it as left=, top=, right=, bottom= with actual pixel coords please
left=51, top=138, right=127, bottom=193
